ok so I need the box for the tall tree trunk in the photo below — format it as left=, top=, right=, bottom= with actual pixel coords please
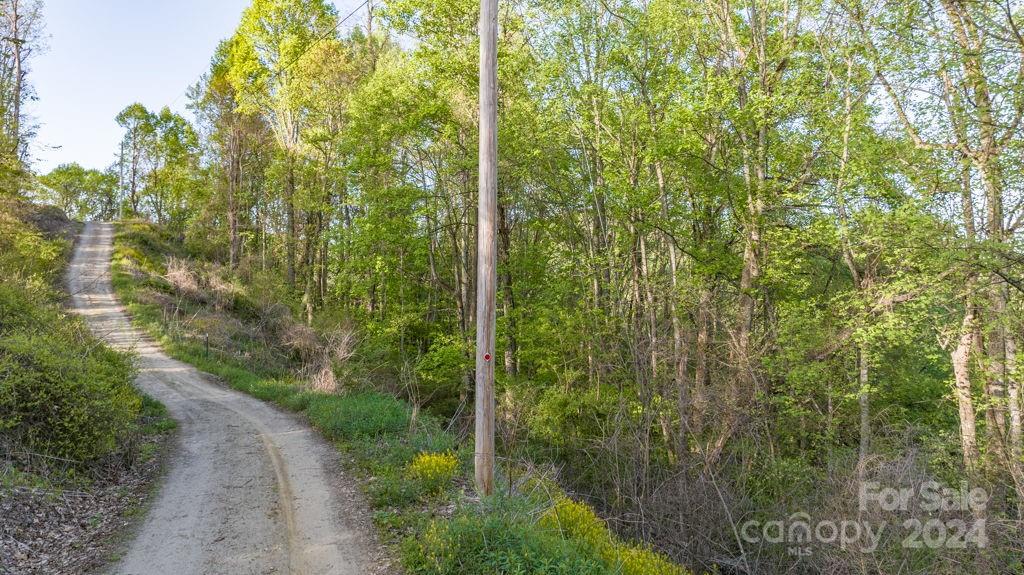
left=986, top=283, right=1009, bottom=440
left=1009, top=334, right=1021, bottom=461
left=285, top=151, right=297, bottom=287
left=117, top=141, right=126, bottom=218
left=651, top=158, right=688, bottom=462
left=227, top=129, right=242, bottom=269
left=1006, top=332, right=1024, bottom=518
left=711, top=139, right=764, bottom=464
left=129, top=145, right=140, bottom=215
left=692, top=287, right=711, bottom=438
left=319, top=220, right=329, bottom=303
left=859, top=344, right=871, bottom=465
left=639, top=225, right=660, bottom=476
left=499, top=204, right=518, bottom=377
left=953, top=307, right=981, bottom=474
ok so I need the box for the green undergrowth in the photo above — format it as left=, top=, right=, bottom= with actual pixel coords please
left=0, top=202, right=173, bottom=489
left=111, top=221, right=687, bottom=575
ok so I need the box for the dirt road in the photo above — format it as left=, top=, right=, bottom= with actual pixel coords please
left=68, top=222, right=379, bottom=575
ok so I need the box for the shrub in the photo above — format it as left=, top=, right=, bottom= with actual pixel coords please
left=0, top=329, right=140, bottom=462
left=612, top=544, right=685, bottom=575
left=539, top=498, right=613, bottom=551
left=0, top=280, right=57, bottom=335
left=306, top=391, right=411, bottom=439
left=0, top=203, right=143, bottom=467
left=410, top=428, right=457, bottom=454
left=347, top=434, right=418, bottom=473
left=0, top=209, right=69, bottom=282
left=116, top=222, right=182, bottom=265
left=402, top=511, right=612, bottom=575
left=540, top=498, right=685, bottom=575
left=528, top=384, right=620, bottom=450
left=413, top=334, right=470, bottom=415
left=406, top=452, right=458, bottom=494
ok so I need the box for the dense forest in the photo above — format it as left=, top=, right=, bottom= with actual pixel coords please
left=18, top=0, right=1024, bottom=573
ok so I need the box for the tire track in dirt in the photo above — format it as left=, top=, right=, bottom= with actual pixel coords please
left=69, top=222, right=377, bottom=575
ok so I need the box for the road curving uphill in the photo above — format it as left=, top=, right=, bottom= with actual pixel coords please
left=68, top=222, right=376, bottom=575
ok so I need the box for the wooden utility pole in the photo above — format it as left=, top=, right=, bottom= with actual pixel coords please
left=475, top=0, right=498, bottom=497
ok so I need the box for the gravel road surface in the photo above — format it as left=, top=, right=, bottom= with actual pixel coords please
left=69, top=222, right=379, bottom=575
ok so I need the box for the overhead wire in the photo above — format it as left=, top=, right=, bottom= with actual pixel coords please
left=165, top=0, right=372, bottom=110
left=269, top=0, right=372, bottom=81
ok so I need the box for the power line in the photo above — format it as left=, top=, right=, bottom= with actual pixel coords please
left=166, top=0, right=371, bottom=111
left=272, top=0, right=372, bottom=80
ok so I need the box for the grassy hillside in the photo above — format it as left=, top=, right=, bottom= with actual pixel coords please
left=0, top=201, right=175, bottom=574
left=0, top=201, right=148, bottom=471
left=111, top=221, right=686, bottom=575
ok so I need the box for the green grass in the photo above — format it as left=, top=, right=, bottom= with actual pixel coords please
left=0, top=466, right=50, bottom=490
left=306, top=392, right=412, bottom=440
left=138, top=395, right=176, bottom=436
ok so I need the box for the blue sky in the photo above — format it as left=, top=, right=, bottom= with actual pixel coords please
left=30, top=0, right=365, bottom=174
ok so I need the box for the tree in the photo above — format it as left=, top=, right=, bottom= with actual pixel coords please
left=146, top=107, right=200, bottom=227
left=39, top=163, right=118, bottom=220
left=0, top=0, right=43, bottom=191
left=852, top=0, right=1024, bottom=501
left=193, top=39, right=270, bottom=269
left=115, top=103, right=156, bottom=216
left=228, top=0, right=339, bottom=287
left=97, top=0, right=1024, bottom=569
